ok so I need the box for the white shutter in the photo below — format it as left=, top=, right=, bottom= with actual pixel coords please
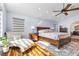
left=11, top=17, right=24, bottom=32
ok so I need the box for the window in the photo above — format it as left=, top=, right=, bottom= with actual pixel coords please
left=11, top=17, right=24, bottom=32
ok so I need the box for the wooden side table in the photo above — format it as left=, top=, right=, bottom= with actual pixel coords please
left=29, top=33, right=38, bottom=42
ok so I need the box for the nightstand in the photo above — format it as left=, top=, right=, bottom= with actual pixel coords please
left=29, top=33, right=38, bottom=42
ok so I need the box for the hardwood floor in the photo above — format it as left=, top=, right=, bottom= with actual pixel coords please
left=0, top=44, right=55, bottom=56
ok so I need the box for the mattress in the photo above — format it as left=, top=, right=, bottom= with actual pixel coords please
left=10, top=39, right=34, bottom=52
left=39, top=32, right=69, bottom=40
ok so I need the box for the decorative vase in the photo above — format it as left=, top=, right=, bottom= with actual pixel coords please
left=3, top=47, right=9, bottom=53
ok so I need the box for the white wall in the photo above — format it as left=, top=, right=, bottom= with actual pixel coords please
left=0, top=4, right=7, bottom=36
left=7, top=12, right=57, bottom=38
left=58, top=14, right=79, bottom=35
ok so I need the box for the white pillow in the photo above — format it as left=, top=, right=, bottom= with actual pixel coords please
left=38, top=29, right=53, bottom=33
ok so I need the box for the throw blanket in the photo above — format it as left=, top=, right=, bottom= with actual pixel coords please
left=10, top=39, right=34, bottom=52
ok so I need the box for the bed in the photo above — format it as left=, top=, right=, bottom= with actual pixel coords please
left=36, top=27, right=71, bottom=49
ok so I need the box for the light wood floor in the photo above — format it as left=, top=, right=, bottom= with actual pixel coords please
left=0, top=44, right=55, bottom=56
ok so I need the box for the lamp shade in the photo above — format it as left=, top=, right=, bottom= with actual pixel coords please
left=31, top=26, right=37, bottom=33
left=31, top=26, right=35, bottom=30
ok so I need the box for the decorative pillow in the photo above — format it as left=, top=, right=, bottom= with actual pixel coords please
left=38, top=29, right=53, bottom=33
left=72, top=31, right=79, bottom=35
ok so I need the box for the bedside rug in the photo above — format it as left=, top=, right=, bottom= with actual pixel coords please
left=37, top=41, right=79, bottom=56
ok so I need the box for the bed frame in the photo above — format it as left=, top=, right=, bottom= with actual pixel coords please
left=36, top=27, right=71, bottom=49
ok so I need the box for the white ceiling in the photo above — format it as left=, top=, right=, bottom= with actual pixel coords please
left=5, top=3, right=79, bottom=21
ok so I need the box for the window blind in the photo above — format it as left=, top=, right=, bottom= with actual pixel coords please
left=11, top=17, right=24, bottom=32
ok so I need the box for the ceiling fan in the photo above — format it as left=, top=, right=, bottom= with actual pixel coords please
left=53, top=3, right=79, bottom=16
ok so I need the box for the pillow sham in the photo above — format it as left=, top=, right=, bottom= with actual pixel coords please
left=38, top=29, right=53, bottom=33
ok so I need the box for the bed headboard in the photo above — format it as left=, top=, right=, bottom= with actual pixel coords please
left=60, top=27, right=68, bottom=32
left=36, top=27, right=50, bottom=34
left=37, top=27, right=50, bottom=30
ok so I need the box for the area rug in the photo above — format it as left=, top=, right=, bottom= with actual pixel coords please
left=37, top=41, right=79, bottom=56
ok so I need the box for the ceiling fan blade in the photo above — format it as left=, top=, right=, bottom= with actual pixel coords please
left=64, top=4, right=72, bottom=10
left=66, top=7, right=79, bottom=11
left=55, top=12, right=62, bottom=16
left=64, top=12, right=68, bottom=15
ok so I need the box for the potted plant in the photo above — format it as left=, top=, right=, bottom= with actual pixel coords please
left=0, top=37, right=9, bottom=53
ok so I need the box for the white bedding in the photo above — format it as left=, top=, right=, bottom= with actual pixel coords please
left=39, top=32, right=69, bottom=40
left=10, top=39, right=34, bottom=52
